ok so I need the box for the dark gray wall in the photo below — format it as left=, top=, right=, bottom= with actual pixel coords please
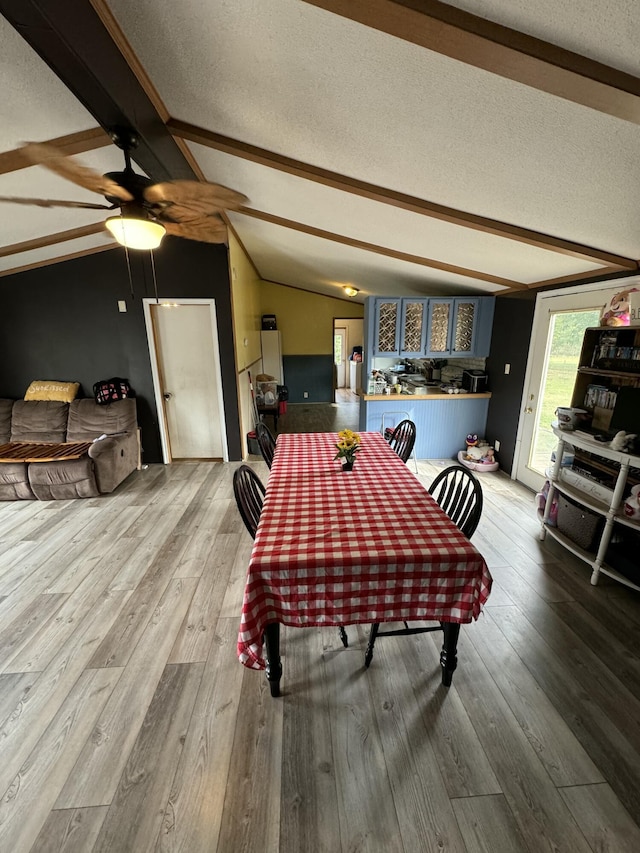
left=0, top=238, right=241, bottom=463
left=485, top=292, right=536, bottom=475
left=283, top=355, right=334, bottom=402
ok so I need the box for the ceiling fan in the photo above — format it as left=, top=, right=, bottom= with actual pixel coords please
left=0, top=128, right=248, bottom=249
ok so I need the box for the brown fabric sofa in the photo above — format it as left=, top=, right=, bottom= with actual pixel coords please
left=0, top=398, right=139, bottom=500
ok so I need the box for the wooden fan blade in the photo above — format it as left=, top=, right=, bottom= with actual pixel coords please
left=163, top=217, right=229, bottom=244
left=144, top=180, right=248, bottom=215
left=0, top=195, right=113, bottom=210
left=20, top=142, right=133, bottom=202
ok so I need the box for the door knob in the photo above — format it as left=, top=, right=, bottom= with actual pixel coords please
left=163, top=392, right=173, bottom=400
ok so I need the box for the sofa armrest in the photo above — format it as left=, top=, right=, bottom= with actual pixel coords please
left=88, top=432, right=138, bottom=493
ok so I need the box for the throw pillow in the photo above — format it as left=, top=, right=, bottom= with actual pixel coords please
left=24, top=380, right=80, bottom=403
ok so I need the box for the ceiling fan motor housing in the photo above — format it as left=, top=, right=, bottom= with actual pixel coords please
left=103, top=170, right=153, bottom=207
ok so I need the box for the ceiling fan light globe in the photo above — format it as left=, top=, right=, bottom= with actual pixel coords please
left=105, top=216, right=166, bottom=250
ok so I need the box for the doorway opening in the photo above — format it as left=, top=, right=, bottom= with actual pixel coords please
left=514, top=282, right=628, bottom=492
left=528, top=309, right=601, bottom=476
left=333, top=317, right=363, bottom=403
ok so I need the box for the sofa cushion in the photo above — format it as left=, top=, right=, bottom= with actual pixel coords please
left=0, top=462, right=35, bottom=500
left=67, top=398, right=137, bottom=441
left=0, top=398, right=13, bottom=443
left=28, top=456, right=99, bottom=500
left=10, top=400, right=69, bottom=443
left=24, top=380, right=80, bottom=402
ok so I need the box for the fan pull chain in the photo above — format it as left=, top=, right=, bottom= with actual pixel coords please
left=149, top=248, right=159, bottom=304
left=123, top=239, right=135, bottom=300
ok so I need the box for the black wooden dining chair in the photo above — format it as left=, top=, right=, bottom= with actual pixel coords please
left=427, top=464, right=484, bottom=539
left=256, top=422, right=276, bottom=469
left=389, top=419, right=416, bottom=464
left=363, top=464, right=483, bottom=668
left=233, top=464, right=266, bottom=539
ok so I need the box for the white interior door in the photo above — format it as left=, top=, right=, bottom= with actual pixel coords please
left=145, top=300, right=227, bottom=461
left=334, top=327, right=346, bottom=388
left=514, top=281, right=632, bottom=491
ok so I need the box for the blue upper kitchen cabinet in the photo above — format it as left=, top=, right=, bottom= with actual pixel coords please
left=372, top=297, right=429, bottom=357
left=372, top=298, right=401, bottom=356
left=425, top=297, right=495, bottom=358
left=399, top=298, right=428, bottom=357
left=471, top=297, right=495, bottom=358
left=370, top=295, right=494, bottom=361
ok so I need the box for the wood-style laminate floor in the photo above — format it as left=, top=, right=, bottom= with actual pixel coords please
left=261, top=387, right=361, bottom=436
left=2, top=401, right=640, bottom=850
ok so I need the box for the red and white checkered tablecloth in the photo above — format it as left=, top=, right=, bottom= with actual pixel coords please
left=238, top=431, right=492, bottom=669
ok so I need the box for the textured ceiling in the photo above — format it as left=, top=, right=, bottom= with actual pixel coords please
left=1, top=0, right=640, bottom=301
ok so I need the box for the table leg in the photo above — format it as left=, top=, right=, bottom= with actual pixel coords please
left=263, top=622, right=282, bottom=697
left=440, top=622, right=460, bottom=686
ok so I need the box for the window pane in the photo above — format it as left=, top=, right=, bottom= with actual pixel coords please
left=529, top=309, right=601, bottom=475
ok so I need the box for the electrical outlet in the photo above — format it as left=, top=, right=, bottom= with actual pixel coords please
left=504, top=363, right=511, bottom=374
left=303, top=391, right=309, bottom=399
left=117, top=300, right=127, bottom=312
left=494, top=439, right=501, bottom=451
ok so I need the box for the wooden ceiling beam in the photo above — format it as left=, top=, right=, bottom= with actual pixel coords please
left=0, top=128, right=111, bottom=176
left=0, top=243, right=114, bottom=279
left=526, top=267, right=638, bottom=291
left=0, top=0, right=196, bottom=183
left=0, top=222, right=109, bottom=258
left=302, top=0, right=640, bottom=125
left=169, top=119, right=636, bottom=271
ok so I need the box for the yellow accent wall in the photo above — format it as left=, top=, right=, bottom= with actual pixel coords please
left=228, top=232, right=262, bottom=370
left=260, top=281, right=364, bottom=354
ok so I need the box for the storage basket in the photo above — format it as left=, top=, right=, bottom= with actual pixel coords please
left=374, top=379, right=387, bottom=394
left=556, top=492, right=604, bottom=552
left=606, top=529, right=640, bottom=586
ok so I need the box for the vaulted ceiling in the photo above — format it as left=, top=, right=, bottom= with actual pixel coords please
left=1, top=0, right=640, bottom=302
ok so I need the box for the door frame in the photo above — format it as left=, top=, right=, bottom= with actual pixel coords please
left=143, top=298, right=229, bottom=464
left=513, top=276, right=639, bottom=487
left=334, top=325, right=347, bottom=390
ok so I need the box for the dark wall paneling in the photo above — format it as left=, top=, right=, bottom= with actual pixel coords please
left=0, top=237, right=241, bottom=463
left=283, top=355, right=334, bottom=402
left=484, top=291, right=536, bottom=476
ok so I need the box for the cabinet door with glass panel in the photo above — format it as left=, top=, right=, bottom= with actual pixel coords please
left=425, top=297, right=480, bottom=358
left=451, top=298, right=480, bottom=356
left=400, top=298, right=428, bottom=357
left=373, top=298, right=402, bottom=356
left=425, top=298, right=453, bottom=357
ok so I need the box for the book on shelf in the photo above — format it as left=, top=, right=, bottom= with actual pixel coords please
left=584, top=384, right=616, bottom=410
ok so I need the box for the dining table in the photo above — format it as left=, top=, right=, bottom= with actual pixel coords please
left=237, top=431, right=492, bottom=696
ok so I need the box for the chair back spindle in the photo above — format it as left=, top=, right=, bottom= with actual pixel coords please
left=233, top=464, right=266, bottom=538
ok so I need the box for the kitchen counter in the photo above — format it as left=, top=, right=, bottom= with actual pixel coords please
left=360, top=391, right=491, bottom=401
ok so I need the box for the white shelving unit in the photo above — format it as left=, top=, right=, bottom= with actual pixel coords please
left=540, top=427, right=640, bottom=591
